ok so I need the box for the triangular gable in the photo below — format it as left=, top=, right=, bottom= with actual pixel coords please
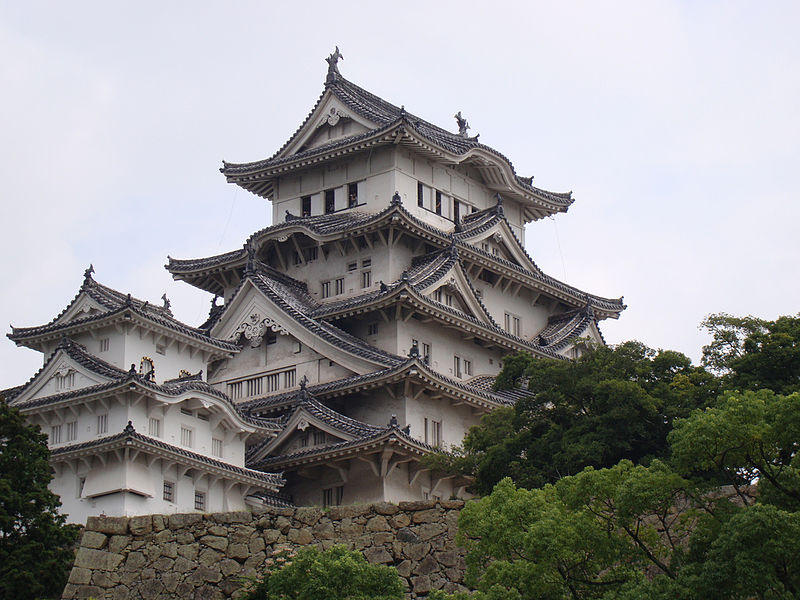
left=280, top=92, right=380, bottom=159
left=11, top=345, right=121, bottom=407
left=465, top=218, right=540, bottom=274
left=248, top=403, right=355, bottom=463
left=211, top=278, right=395, bottom=375
left=56, top=292, right=109, bottom=325
left=416, top=260, right=493, bottom=326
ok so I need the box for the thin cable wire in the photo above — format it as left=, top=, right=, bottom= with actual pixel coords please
left=550, top=215, right=567, bottom=281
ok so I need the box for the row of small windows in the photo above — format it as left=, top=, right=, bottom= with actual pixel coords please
left=301, top=182, right=361, bottom=217
left=504, top=312, right=521, bottom=337
left=323, top=485, right=344, bottom=507
left=321, top=259, right=372, bottom=298
left=49, top=413, right=108, bottom=444
left=417, top=182, right=477, bottom=222
left=162, top=480, right=207, bottom=511
left=228, top=368, right=298, bottom=400
left=423, top=418, right=442, bottom=448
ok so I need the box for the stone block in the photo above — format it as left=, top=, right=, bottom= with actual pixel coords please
left=396, top=527, right=420, bottom=543
left=107, top=534, right=131, bottom=554
left=312, top=521, right=335, bottom=539
left=416, top=522, right=445, bottom=540
left=395, top=559, right=413, bottom=578
left=366, top=515, right=390, bottom=531
left=161, top=541, right=178, bottom=558
left=200, top=534, right=228, bottom=551
left=68, top=567, right=92, bottom=585
left=199, top=547, right=223, bottom=567
left=174, top=556, right=196, bottom=573
left=212, top=511, right=251, bottom=524
left=287, top=527, right=314, bottom=544
left=193, top=584, right=226, bottom=600
left=373, top=532, right=394, bottom=545
left=152, top=514, right=166, bottom=531
left=129, top=515, right=153, bottom=535
left=152, top=556, right=175, bottom=571
left=389, top=513, right=411, bottom=528
left=178, top=542, right=200, bottom=560
left=294, top=506, right=323, bottom=525
left=91, top=570, right=118, bottom=588
left=155, top=528, right=176, bottom=544
left=436, top=549, right=460, bottom=567
left=175, top=582, right=195, bottom=596
left=327, top=504, right=371, bottom=519
left=220, top=558, right=241, bottom=577
left=373, top=501, right=400, bottom=515
left=412, top=509, right=441, bottom=524
left=337, top=518, right=363, bottom=537
left=398, top=499, right=436, bottom=511
left=110, top=583, right=131, bottom=600
left=363, top=547, right=393, bottom=564
left=275, top=516, right=291, bottom=533
left=68, top=584, right=104, bottom=599
left=440, top=499, right=464, bottom=509
left=445, top=566, right=464, bottom=583
left=249, top=536, right=266, bottom=553
left=228, top=542, right=250, bottom=559
left=207, top=525, right=228, bottom=536
left=162, top=572, right=182, bottom=592
left=139, top=578, right=166, bottom=599
left=86, top=515, right=129, bottom=535
left=415, top=555, right=439, bottom=575
left=169, top=513, right=202, bottom=529
left=263, top=528, right=281, bottom=544
left=74, top=547, right=124, bottom=571
left=403, top=542, right=430, bottom=561
left=80, top=531, right=107, bottom=549
left=231, top=524, right=256, bottom=543
left=412, top=575, right=432, bottom=594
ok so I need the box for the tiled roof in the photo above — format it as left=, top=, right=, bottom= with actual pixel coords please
left=221, top=75, right=573, bottom=210
left=465, top=375, right=534, bottom=403
left=51, top=424, right=284, bottom=488
left=537, top=308, right=595, bottom=350
left=8, top=274, right=238, bottom=352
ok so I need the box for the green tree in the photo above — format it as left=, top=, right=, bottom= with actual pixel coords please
left=699, top=312, right=767, bottom=375
left=0, top=400, right=79, bottom=600
left=240, top=545, right=404, bottom=600
left=429, top=342, right=718, bottom=494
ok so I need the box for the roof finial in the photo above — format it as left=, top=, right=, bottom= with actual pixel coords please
left=325, top=46, right=343, bottom=84
left=454, top=111, right=469, bottom=137
left=245, top=244, right=256, bottom=275
left=161, top=293, right=171, bottom=314
left=299, top=374, right=308, bottom=390
left=123, top=420, right=135, bottom=434
left=125, top=293, right=132, bottom=306
left=408, top=340, right=420, bottom=359
left=83, top=264, right=95, bottom=282
left=450, top=239, right=458, bottom=259
left=494, top=194, right=505, bottom=217
left=391, top=191, right=402, bottom=206
left=211, top=294, right=219, bottom=307
left=379, top=281, right=388, bottom=293
left=388, top=414, right=398, bottom=428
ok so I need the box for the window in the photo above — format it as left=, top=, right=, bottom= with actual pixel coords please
left=50, top=425, right=62, bottom=444
left=361, top=258, right=371, bottom=268
left=99, top=338, right=109, bottom=353
left=181, top=427, right=193, bottom=448
left=180, top=408, right=193, bottom=416
left=435, top=191, right=442, bottom=215
left=325, top=189, right=335, bottom=214
left=417, top=182, right=424, bottom=207
left=348, top=183, right=358, bottom=208
left=463, top=359, right=472, bottom=376
left=347, top=261, right=357, bottom=272
left=304, top=246, right=318, bottom=262
left=197, top=413, right=209, bottom=422
left=361, top=270, right=371, bottom=288
left=424, top=418, right=442, bottom=447
left=194, top=491, right=206, bottom=511
left=453, top=200, right=460, bottom=223
left=156, top=344, right=166, bottom=356
left=149, top=417, right=162, bottom=438
left=367, top=323, right=378, bottom=336
left=454, top=356, right=462, bottom=379
left=504, top=313, right=521, bottom=336
left=422, top=342, right=431, bottom=360
left=66, top=421, right=77, bottom=442
left=302, top=195, right=311, bottom=217
left=481, top=242, right=490, bottom=253
left=293, top=341, right=302, bottom=354
left=323, top=486, right=344, bottom=507
left=445, top=293, right=453, bottom=307
left=335, top=278, right=344, bottom=295
left=284, top=369, right=296, bottom=388
left=434, top=289, right=442, bottom=303
left=140, top=357, right=154, bottom=379
left=321, top=281, right=331, bottom=298
left=163, top=481, right=175, bottom=502
left=313, top=430, right=326, bottom=445
left=228, top=381, right=243, bottom=400
left=97, top=414, right=108, bottom=435
left=212, top=438, right=223, bottom=458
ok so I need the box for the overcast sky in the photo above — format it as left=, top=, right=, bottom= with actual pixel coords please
left=2, top=2, right=798, bottom=389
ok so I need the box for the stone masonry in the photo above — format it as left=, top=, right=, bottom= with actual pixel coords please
left=62, top=500, right=468, bottom=600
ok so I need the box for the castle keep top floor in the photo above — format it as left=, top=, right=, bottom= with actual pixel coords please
left=220, top=55, right=574, bottom=245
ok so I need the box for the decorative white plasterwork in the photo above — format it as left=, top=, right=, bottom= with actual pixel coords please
left=231, top=313, right=287, bottom=348
left=297, top=418, right=310, bottom=431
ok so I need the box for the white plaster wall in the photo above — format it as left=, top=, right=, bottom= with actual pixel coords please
left=477, top=286, right=554, bottom=340
left=122, top=329, right=206, bottom=384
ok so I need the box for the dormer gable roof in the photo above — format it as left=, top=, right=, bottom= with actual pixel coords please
left=8, top=270, right=239, bottom=355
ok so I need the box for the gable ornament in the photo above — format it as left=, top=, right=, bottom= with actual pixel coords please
left=232, top=312, right=287, bottom=347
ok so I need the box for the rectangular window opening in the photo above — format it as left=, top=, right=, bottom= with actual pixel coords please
left=194, top=491, right=206, bottom=511
left=163, top=480, right=175, bottom=502
left=149, top=417, right=162, bottom=438
left=348, top=183, right=358, bottom=208
left=97, top=414, right=108, bottom=435
left=361, top=270, right=371, bottom=288
left=302, top=195, right=311, bottom=217
left=325, top=189, right=335, bottom=214
left=181, top=427, right=193, bottom=448
left=212, top=438, right=223, bottom=458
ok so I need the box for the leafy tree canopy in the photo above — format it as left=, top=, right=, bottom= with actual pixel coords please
left=0, top=400, right=79, bottom=600
left=240, top=544, right=404, bottom=600
left=427, top=342, right=718, bottom=494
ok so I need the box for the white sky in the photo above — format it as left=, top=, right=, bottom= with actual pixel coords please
left=2, top=2, right=798, bottom=389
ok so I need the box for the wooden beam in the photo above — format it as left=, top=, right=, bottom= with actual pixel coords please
left=356, top=454, right=380, bottom=477
left=409, top=463, right=430, bottom=487
left=291, top=237, right=306, bottom=265
left=272, top=241, right=286, bottom=270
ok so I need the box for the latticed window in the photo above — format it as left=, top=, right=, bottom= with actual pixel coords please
left=284, top=369, right=296, bottom=388
left=335, top=278, right=344, bottom=295
left=302, top=195, right=311, bottom=217
left=212, top=438, right=223, bottom=458
left=163, top=481, right=174, bottom=502
left=325, top=189, right=335, bottom=214
left=361, top=270, right=371, bottom=288
left=181, top=427, right=193, bottom=448
left=66, top=421, right=77, bottom=442
left=149, top=418, right=161, bottom=438
left=266, top=373, right=280, bottom=392
left=194, top=491, right=206, bottom=511
left=97, top=414, right=108, bottom=435
left=50, top=425, right=62, bottom=444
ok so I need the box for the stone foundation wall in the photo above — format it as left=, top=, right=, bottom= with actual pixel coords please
left=62, top=500, right=468, bottom=600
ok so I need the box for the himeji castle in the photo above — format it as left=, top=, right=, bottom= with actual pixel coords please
left=4, top=49, right=624, bottom=520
